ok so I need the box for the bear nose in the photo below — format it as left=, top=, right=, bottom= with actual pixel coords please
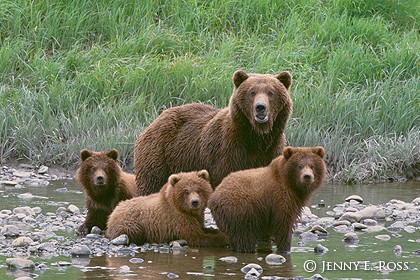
left=303, top=174, right=313, bottom=182
left=96, top=176, right=105, bottom=184
left=255, top=102, right=266, bottom=114
left=191, top=199, right=199, bottom=208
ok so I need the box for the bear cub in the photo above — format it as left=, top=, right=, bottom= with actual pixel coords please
left=106, top=170, right=228, bottom=247
left=76, top=148, right=136, bottom=236
left=208, top=146, right=326, bottom=253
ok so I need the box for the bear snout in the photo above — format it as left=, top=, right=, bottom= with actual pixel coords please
left=190, top=198, right=200, bottom=208
left=254, top=102, right=269, bottom=123
left=93, top=170, right=107, bottom=185
left=303, top=173, right=313, bottom=182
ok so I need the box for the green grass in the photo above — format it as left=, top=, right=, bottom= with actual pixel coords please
left=0, top=0, right=419, bottom=184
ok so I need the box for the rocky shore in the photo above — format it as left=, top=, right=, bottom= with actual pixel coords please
left=1, top=164, right=419, bottom=279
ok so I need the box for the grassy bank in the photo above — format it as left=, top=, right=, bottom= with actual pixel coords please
left=0, top=0, right=419, bottom=184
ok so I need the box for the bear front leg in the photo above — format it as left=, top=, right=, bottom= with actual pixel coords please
left=273, top=224, right=293, bottom=253
left=80, top=208, right=109, bottom=235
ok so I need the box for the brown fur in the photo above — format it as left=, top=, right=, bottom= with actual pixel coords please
left=134, top=70, right=293, bottom=195
left=106, top=170, right=229, bottom=247
left=76, top=148, right=136, bottom=236
left=208, top=146, right=326, bottom=253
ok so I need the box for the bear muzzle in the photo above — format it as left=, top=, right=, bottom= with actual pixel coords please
left=190, top=198, right=200, bottom=209
left=254, top=102, right=269, bottom=123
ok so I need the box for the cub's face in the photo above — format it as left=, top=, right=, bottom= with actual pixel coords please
left=77, top=149, right=119, bottom=195
left=231, top=70, right=293, bottom=134
left=167, top=170, right=212, bottom=215
left=282, top=146, right=326, bottom=194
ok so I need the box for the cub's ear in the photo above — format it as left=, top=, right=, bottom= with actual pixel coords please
left=276, top=71, right=292, bottom=90
left=313, top=146, right=325, bottom=158
left=197, top=170, right=210, bottom=181
left=107, top=148, right=118, bottom=160
left=233, top=70, right=249, bottom=88
left=80, top=149, right=92, bottom=161
left=168, top=174, right=181, bottom=187
left=283, top=146, right=294, bottom=160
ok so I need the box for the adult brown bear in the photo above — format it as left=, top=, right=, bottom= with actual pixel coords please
left=134, top=70, right=293, bottom=195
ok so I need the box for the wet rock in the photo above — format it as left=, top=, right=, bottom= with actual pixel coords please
left=38, top=165, right=49, bottom=174
left=13, top=171, right=33, bottom=178
left=129, top=257, right=144, bottom=264
left=241, top=263, right=263, bottom=274
left=12, top=236, right=34, bottom=247
left=67, top=204, right=80, bottom=215
left=219, top=256, right=238, bottom=263
left=119, top=265, right=131, bottom=272
left=6, top=258, right=35, bottom=270
left=387, top=221, right=405, bottom=232
left=299, top=231, right=319, bottom=241
left=362, top=219, right=378, bottom=226
left=333, top=225, right=351, bottom=233
left=265, top=253, right=286, bottom=265
left=404, top=225, right=416, bottom=233
left=339, top=212, right=362, bottom=223
left=111, top=234, right=129, bottom=245
left=314, top=244, right=328, bottom=254
left=412, top=197, right=420, bottom=206
left=91, top=226, right=102, bottom=235
left=310, top=225, right=328, bottom=236
left=362, top=225, right=386, bottom=233
left=333, top=220, right=351, bottom=227
left=245, top=267, right=261, bottom=279
left=393, top=245, right=402, bottom=255
left=0, top=180, right=18, bottom=186
left=166, top=272, right=179, bottom=279
left=15, top=277, right=34, bottom=280
left=375, top=234, right=391, bottom=241
left=71, top=244, right=91, bottom=256
left=310, top=274, right=324, bottom=280
left=13, top=206, right=36, bottom=217
left=1, top=224, right=20, bottom=237
left=345, top=195, right=363, bottom=203
left=342, top=232, right=359, bottom=243
left=353, top=223, right=368, bottom=230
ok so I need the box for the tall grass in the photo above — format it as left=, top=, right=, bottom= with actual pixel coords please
left=0, top=0, right=418, bottom=183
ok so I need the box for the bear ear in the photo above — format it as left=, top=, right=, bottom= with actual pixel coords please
left=107, top=148, right=118, bottom=160
left=276, top=71, right=292, bottom=90
left=313, top=146, right=325, bottom=158
left=197, top=169, right=209, bottom=181
left=233, top=70, right=249, bottom=88
left=80, top=149, right=92, bottom=161
left=283, top=146, right=294, bottom=160
left=168, top=174, right=181, bottom=187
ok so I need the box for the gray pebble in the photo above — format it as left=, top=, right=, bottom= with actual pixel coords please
left=343, top=232, right=359, bottom=243
left=167, top=272, right=179, bottom=279
left=241, top=263, right=263, bottom=274
left=129, top=257, right=144, bottom=264
left=339, top=212, right=362, bottom=223
left=11, top=236, right=34, bottom=247
left=6, top=257, right=35, bottom=270
left=393, top=245, right=402, bottom=255
left=219, top=256, right=238, bottom=263
left=71, top=244, right=91, bottom=256
left=314, top=244, right=328, bottom=254
left=1, top=224, right=20, bottom=237
left=111, top=234, right=129, bottom=245
left=375, top=234, right=391, bottom=241
left=265, top=253, right=286, bottom=265
left=345, top=195, right=363, bottom=203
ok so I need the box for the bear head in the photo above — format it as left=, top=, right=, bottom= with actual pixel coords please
left=76, top=148, right=121, bottom=199
left=165, top=170, right=212, bottom=216
left=282, top=146, right=326, bottom=197
left=230, top=70, right=293, bottom=135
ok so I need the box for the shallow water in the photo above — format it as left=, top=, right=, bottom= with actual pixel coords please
left=1, top=179, right=419, bottom=279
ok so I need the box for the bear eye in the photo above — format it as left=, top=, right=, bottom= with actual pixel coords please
left=298, top=164, right=303, bottom=169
